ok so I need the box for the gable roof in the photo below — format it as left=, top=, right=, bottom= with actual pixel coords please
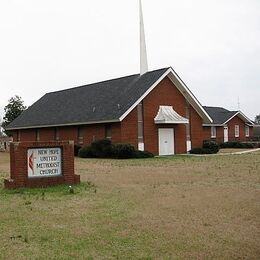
left=6, top=67, right=212, bottom=130
left=203, top=106, right=254, bottom=125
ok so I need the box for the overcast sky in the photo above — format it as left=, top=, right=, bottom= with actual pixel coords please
left=0, top=0, right=259, bottom=121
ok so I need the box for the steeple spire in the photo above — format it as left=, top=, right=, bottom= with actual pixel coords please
left=139, top=0, right=148, bottom=75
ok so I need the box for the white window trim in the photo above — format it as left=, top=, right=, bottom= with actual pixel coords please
left=245, top=125, right=249, bottom=137
left=235, top=125, right=239, bottom=137
left=211, top=126, right=216, bottom=138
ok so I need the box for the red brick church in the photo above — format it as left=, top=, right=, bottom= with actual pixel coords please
left=6, top=67, right=254, bottom=155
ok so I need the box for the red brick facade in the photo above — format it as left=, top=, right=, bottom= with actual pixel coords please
left=9, top=77, right=218, bottom=154
left=203, top=116, right=253, bottom=143
left=4, top=141, right=80, bottom=189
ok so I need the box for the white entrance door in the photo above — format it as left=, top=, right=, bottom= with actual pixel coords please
left=159, top=128, right=174, bottom=155
left=224, top=126, right=228, bottom=142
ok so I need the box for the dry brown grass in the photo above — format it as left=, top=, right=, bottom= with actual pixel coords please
left=0, top=152, right=260, bottom=259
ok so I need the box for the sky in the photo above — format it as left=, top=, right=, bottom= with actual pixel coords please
left=0, top=0, right=259, bottom=122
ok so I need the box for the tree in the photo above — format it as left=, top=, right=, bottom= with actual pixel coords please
left=255, top=114, right=260, bottom=125
left=0, top=125, right=3, bottom=136
left=2, top=96, right=27, bottom=134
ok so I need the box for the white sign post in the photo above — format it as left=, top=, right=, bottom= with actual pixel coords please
left=27, top=148, right=62, bottom=178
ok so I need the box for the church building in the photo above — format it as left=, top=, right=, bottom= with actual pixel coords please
left=5, top=1, right=254, bottom=155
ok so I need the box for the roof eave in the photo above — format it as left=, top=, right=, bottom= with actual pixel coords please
left=223, top=111, right=255, bottom=125
left=5, top=119, right=121, bottom=131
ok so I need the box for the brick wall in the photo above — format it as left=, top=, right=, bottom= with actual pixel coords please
left=140, top=76, right=206, bottom=154
left=39, top=128, right=55, bottom=141
left=190, top=106, right=204, bottom=149
left=4, top=141, right=80, bottom=189
left=20, top=129, right=36, bottom=141
left=227, top=116, right=251, bottom=142
left=203, top=116, right=253, bottom=143
left=121, top=107, right=138, bottom=149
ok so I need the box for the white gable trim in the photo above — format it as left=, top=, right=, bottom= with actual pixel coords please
left=119, top=68, right=172, bottom=121
left=223, top=111, right=254, bottom=125
left=119, top=67, right=213, bottom=123
left=166, top=68, right=212, bottom=123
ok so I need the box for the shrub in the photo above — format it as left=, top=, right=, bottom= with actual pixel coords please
left=203, top=140, right=219, bottom=154
left=134, top=150, right=154, bottom=158
left=78, top=146, right=95, bottom=158
left=78, top=139, right=155, bottom=159
left=189, top=148, right=213, bottom=154
left=112, top=143, right=136, bottom=159
left=220, top=142, right=254, bottom=149
left=74, top=145, right=82, bottom=157
left=91, top=139, right=113, bottom=158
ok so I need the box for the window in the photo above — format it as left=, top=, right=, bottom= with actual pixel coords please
left=54, top=127, right=59, bottom=140
left=17, top=130, right=20, bottom=141
left=105, top=125, right=112, bottom=140
left=245, top=125, right=249, bottom=137
left=36, top=129, right=40, bottom=141
left=235, top=125, right=239, bottom=137
left=211, top=126, right=216, bottom=138
left=185, top=101, right=191, bottom=141
left=137, top=102, right=144, bottom=144
left=78, top=127, right=84, bottom=144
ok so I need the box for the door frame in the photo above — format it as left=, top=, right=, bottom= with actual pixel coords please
left=158, top=128, right=175, bottom=156
left=224, top=126, right=228, bottom=143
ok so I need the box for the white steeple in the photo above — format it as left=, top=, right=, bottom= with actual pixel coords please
left=139, top=0, right=148, bottom=75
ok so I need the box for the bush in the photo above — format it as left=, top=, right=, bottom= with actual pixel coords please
left=203, top=140, right=219, bottom=154
left=74, top=145, right=82, bottom=157
left=78, top=146, right=95, bottom=158
left=189, top=148, right=213, bottom=154
left=134, top=150, right=154, bottom=158
left=78, top=139, right=155, bottom=159
left=112, top=143, right=136, bottom=159
left=220, top=142, right=254, bottom=149
left=91, top=139, right=113, bottom=158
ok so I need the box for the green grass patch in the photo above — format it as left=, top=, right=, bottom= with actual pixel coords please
left=0, top=152, right=259, bottom=259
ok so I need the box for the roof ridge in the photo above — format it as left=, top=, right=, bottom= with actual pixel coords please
left=46, top=67, right=170, bottom=95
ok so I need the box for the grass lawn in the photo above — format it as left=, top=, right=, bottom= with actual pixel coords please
left=0, top=151, right=260, bottom=259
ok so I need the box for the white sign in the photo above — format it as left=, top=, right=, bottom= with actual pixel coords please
left=27, top=148, right=62, bottom=178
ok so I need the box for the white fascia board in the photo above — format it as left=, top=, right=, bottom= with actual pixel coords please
left=119, top=67, right=213, bottom=123
left=223, top=111, right=254, bottom=125
left=119, top=68, right=172, bottom=121
left=6, top=119, right=120, bottom=131
left=167, top=68, right=213, bottom=124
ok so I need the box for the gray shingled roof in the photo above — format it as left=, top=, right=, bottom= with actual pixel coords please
left=6, top=68, right=169, bottom=130
left=203, top=106, right=238, bottom=124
